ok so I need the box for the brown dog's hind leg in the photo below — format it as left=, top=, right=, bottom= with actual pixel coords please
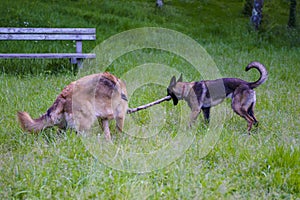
left=116, top=117, right=125, bottom=133
left=98, top=118, right=111, bottom=141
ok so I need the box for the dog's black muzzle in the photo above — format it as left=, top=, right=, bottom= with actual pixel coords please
left=167, top=88, right=179, bottom=106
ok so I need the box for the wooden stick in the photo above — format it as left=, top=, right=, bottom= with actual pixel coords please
left=127, top=95, right=172, bottom=114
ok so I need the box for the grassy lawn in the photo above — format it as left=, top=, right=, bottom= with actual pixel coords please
left=0, top=0, right=299, bottom=199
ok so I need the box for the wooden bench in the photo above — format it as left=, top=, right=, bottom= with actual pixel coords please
left=0, top=27, right=96, bottom=68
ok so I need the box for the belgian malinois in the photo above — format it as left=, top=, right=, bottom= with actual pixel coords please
left=17, top=72, right=128, bottom=140
left=167, top=61, right=268, bottom=132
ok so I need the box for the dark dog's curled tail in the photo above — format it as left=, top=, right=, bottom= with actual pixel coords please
left=17, top=111, right=51, bottom=133
left=245, top=61, right=268, bottom=89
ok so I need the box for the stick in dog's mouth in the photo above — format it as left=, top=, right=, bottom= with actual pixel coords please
left=127, top=95, right=172, bottom=114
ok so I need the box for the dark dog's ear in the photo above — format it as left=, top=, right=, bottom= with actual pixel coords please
left=177, top=74, right=183, bottom=82
left=169, top=75, right=177, bottom=87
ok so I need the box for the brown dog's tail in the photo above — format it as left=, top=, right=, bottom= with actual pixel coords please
left=245, top=61, right=268, bottom=89
left=17, top=111, right=52, bottom=133
left=17, top=82, right=70, bottom=134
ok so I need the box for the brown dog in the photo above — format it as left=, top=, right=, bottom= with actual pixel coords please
left=167, top=61, right=268, bottom=132
left=17, top=72, right=128, bottom=140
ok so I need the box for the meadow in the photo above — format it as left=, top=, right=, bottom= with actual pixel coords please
left=0, top=0, right=299, bottom=199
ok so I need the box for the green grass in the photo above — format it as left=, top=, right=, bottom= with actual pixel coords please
left=1, top=0, right=300, bottom=199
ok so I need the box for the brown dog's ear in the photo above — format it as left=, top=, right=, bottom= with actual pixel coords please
left=177, top=74, right=183, bottom=82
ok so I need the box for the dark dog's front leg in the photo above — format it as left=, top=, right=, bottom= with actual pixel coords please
left=202, top=107, right=210, bottom=124
left=189, top=108, right=201, bottom=127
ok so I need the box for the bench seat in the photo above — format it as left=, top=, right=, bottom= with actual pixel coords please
left=0, top=53, right=96, bottom=58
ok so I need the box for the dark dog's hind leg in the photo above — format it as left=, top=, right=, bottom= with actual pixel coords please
left=202, top=107, right=210, bottom=124
left=248, top=102, right=258, bottom=127
left=232, top=99, right=255, bottom=132
left=235, top=108, right=255, bottom=132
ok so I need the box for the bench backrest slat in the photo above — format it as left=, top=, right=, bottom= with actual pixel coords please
left=0, top=28, right=96, bottom=34
left=0, top=34, right=95, bottom=40
left=0, top=28, right=96, bottom=40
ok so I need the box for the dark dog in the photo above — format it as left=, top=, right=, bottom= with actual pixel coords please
left=167, top=61, right=268, bottom=132
left=17, top=72, right=128, bottom=140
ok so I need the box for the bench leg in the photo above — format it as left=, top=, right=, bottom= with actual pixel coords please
left=70, top=58, right=83, bottom=69
left=77, top=59, right=83, bottom=69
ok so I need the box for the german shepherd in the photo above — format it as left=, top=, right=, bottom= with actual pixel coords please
left=167, top=61, right=268, bottom=132
left=17, top=72, right=128, bottom=140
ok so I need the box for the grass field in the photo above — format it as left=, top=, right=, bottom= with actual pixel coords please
left=0, top=0, right=299, bottom=199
